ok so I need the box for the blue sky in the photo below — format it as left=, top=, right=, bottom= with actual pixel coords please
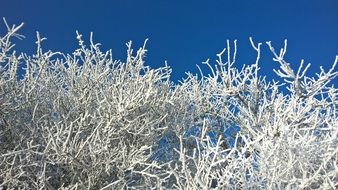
left=1, top=0, right=337, bottom=83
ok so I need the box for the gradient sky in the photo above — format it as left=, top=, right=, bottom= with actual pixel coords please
left=1, top=0, right=337, bottom=84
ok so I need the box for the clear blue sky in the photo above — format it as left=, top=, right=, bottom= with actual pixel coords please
left=1, top=0, right=337, bottom=83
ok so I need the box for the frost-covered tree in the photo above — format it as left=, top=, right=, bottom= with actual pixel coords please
left=0, top=20, right=337, bottom=189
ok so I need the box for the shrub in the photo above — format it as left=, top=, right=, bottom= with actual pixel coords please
left=0, top=20, right=337, bottom=189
